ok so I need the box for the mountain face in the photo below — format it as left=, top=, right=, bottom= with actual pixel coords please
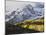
left=5, top=3, right=44, bottom=24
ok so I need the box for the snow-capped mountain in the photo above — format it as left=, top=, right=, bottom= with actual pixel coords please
left=5, top=2, right=44, bottom=24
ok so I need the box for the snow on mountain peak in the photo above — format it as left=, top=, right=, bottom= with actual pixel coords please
left=5, top=2, right=44, bottom=24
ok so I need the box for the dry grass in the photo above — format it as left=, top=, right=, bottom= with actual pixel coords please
left=15, top=18, right=44, bottom=32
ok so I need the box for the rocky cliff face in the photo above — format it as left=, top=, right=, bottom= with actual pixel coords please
left=5, top=3, right=44, bottom=24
